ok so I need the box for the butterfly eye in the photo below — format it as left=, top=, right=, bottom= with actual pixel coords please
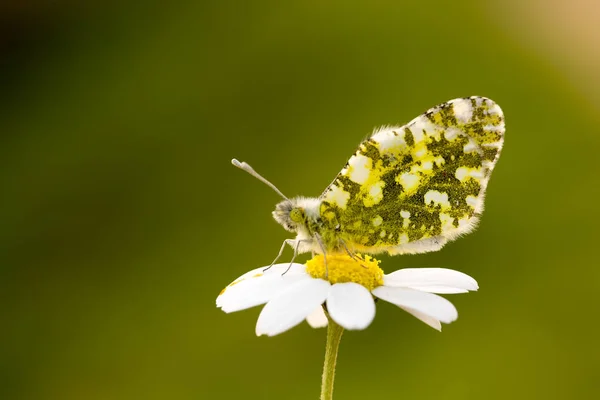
left=289, top=208, right=304, bottom=223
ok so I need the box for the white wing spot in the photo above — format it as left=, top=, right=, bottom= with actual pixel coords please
left=463, top=139, right=479, bottom=154
left=409, top=117, right=437, bottom=142
left=466, top=195, right=478, bottom=208
left=424, top=190, right=450, bottom=208
left=455, top=167, right=484, bottom=182
left=326, top=184, right=351, bottom=208
left=444, top=127, right=461, bottom=141
left=452, top=100, right=473, bottom=123
left=433, top=156, right=445, bottom=167
left=486, top=103, right=503, bottom=116
left=401, top=210, right=411, bottom=228
left=347, top=154, right=371, bottom=184
left=482, top=140, right=503, bottom=148
left=363, top=181, right=385, bottom=207
left=414, top=148, right=427, bottom=158
left=369, top=181, right=383, bottom=199
left=371, top=126, right=406, bottom=151
left=483, top=124, right=504, bottom=133
left=482, top=160, right=494, bottom=170
left=372, top=215, right=383, bottom=226
left=397, top=173, right=420, bottom=192
left=455, top=167, right=468, bottom=181
left=440, top=212, right=454, bottom=230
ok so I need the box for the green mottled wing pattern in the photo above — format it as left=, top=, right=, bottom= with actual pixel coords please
left=319, top=96, right=504, bottom=255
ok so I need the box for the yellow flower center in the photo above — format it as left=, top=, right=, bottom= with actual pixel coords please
left=305, top=254, right=384, bottom=291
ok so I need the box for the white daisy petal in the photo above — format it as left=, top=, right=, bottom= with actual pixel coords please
left=221, top=266, right=266, bottom=287
left=383, top=268, right=478, bottom=293
left=404, top=285, right=469, bottom=294
left=217, top=264, right=309, bottom=313
left=218, top=263, right=306, bottom=294
left=401, top=307, right=442, bottom=331
left=306, top=306, right=328, bottom=328
left=372, top=286, right=458, bottom=323
left=256, top=279, right=331, bottom=336
left=261, top=263, right=308, bottom=276
left=327, top=283, right=376, bottom=330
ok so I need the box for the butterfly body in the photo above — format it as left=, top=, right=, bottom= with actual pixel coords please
left=271, top=96, right=505, bottom=257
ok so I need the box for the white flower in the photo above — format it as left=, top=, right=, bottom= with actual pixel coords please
left=216, top=255, right=478, bottom=336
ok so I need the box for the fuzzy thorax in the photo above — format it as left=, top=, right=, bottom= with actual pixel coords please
left=306, top=254, right=384, bottom=291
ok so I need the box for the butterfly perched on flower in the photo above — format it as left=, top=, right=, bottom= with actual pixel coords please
left=233, top=96, right=504, bottom=260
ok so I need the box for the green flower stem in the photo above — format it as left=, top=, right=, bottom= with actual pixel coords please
left=320, top=315, right=344, bottom=400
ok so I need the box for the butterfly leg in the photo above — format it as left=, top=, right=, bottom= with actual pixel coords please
left=282, top=239, right=307, bottom=275
left=264, top=239, right=294, bottom=272
left=339, top=239, right=367, bottom=268
left=313, top=233, right=329, bottom=278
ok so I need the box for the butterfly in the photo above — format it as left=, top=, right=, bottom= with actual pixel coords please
left=233, top=96, right=504, bottom=263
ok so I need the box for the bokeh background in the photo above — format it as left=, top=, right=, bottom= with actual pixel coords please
left=1, top=1, right=599, bottom=399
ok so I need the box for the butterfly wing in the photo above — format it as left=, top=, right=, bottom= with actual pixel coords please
left=319, top=96, right=504, bottom=255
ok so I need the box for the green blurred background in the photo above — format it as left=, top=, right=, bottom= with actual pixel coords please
left=1, top=1, right=599, bottom=399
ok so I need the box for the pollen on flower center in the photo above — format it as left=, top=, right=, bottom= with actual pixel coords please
left=305, top=254, right=384, bottom=291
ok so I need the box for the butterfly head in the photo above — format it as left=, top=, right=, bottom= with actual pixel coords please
left=273, top=199, right=306, bottom=232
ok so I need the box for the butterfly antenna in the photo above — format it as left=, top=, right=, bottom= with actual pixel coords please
left=231, top=159, right=289, bottom=200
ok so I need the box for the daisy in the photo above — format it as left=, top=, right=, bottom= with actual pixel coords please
left=216, top=254, right=478, bottom=336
